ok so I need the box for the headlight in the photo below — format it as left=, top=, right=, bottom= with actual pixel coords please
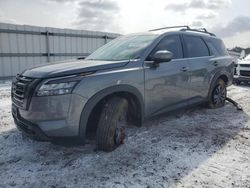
left=36, top=76, right=81, bottom=97
left=36, top=82, right=78, bottom=96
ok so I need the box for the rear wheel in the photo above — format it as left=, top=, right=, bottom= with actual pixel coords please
left=96, top=97, right=128, bottom=152
left=208, top=79, right=227, bottom=109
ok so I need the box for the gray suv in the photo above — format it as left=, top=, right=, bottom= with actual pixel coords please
left=12, top=26, right=234, bottom=151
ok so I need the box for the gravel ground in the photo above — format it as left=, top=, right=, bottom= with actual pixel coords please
left=0, top=82, right=250, bottom=188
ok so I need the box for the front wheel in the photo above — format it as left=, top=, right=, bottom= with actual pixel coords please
left=207, top=79, right=227, bottom=109
left=96, top=97, right=128, bottom=152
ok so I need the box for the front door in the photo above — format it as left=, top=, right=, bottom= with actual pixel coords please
left=144, top=35, right=190, bottom=116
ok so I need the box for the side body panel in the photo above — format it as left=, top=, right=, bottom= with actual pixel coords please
left=187, top=56, right=211, bottom=101
left=182, top=33, right=234, bottom=105
left=143, top=34, right=190, bottom=117
left=207, top=56, right=234, bottom=94
left=186, top=55, right=233, bottom=104
left=73, top=60, right=144, bottom=100
left=144, top=59, right=190, bottom=116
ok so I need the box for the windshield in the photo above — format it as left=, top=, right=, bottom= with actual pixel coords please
left=245, top=54, right=250, bottom=60
left=86, top=34, right=158, bottom=61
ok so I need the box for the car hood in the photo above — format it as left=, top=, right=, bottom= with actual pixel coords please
left=22, top=59, right=129, bottom=78
left=239, top=59, right=250, bottom=65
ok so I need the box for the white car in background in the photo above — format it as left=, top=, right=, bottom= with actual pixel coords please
left=234, top=54, right=250, bottom=84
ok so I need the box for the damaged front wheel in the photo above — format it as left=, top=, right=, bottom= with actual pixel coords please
left=96, top=97, right=128, bottom=152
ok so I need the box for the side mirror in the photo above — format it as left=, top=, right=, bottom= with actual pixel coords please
left=153, top=50, right=173, bottom=63
left=240, top=50, right=246, bottom=60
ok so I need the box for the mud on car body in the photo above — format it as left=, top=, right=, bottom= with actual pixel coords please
left=12, top=26, right=234, bottom=151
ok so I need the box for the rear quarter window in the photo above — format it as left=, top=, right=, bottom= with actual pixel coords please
left=204, top=38, right=228, bottom=57
left=183, top=35, right=210, bottom=58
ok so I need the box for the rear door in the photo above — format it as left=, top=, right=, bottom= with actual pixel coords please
left=182, top=34, right=211, bottom=104
left=204, top=37, right=234, bottom=79
left=144, top=35, right=190, bottom=116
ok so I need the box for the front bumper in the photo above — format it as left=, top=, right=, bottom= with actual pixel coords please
left=12, top=93, right=87, bottom=140
left=234, top=75, right=250, bottom=82
left=13, top=107, right=50, bottom=141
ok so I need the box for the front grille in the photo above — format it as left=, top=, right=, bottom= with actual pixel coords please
left=240, top=70, right=250, bottom=77
left=234, top=68, right=237, bottom=75
left=240, top=64, right=250, bottom=68
left=12, top=74, right=35, bottom=109
left=234, top=64, right=238, bottom=75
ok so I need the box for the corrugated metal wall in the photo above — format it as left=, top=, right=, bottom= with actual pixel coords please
left=0, top=23, right=120, bottom=78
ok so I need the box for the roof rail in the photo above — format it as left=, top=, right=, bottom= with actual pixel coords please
left=180, top=27, right=216, bottom=37
left=149, top=25, right=190, bottom=32
left=149, top=25, right=216, bottom=36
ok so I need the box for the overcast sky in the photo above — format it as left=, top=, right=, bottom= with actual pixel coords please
left=0, top=0, right=250, bottom=48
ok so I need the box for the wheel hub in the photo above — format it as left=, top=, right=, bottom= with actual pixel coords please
left=213, top=85, right=226, bottom=105
left=114, top=116, right=127, bottom=145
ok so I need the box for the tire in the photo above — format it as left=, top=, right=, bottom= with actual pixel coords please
left=207, top=79, right=227, bottom=109
left=96, top=97, right=128, bottom=152
left=234, top=80, right=240, bottom=85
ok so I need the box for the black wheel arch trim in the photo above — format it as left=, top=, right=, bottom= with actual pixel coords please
left=78, top=84, right=144, bottom=143
left=208, top=71, right=230, bottom=99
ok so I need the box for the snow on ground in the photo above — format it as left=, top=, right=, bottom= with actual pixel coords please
left=0, top=82, right=250, bottom=188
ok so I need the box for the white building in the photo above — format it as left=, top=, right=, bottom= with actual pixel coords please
left=0, top=23, right=119, bottom=78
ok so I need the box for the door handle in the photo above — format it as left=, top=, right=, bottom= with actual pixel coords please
left=213, top=61, right=219, bottom=66
left=181, top=67, right=189, bottom=72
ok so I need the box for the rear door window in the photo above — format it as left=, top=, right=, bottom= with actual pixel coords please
left=183, top=35, right=210, bottom=58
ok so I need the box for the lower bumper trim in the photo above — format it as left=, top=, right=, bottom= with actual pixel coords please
left=234, top=76, right=250, bottom=82
left=13, top=109, right=83, bottom=145
left=13, top=113, right=51, bottom=141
